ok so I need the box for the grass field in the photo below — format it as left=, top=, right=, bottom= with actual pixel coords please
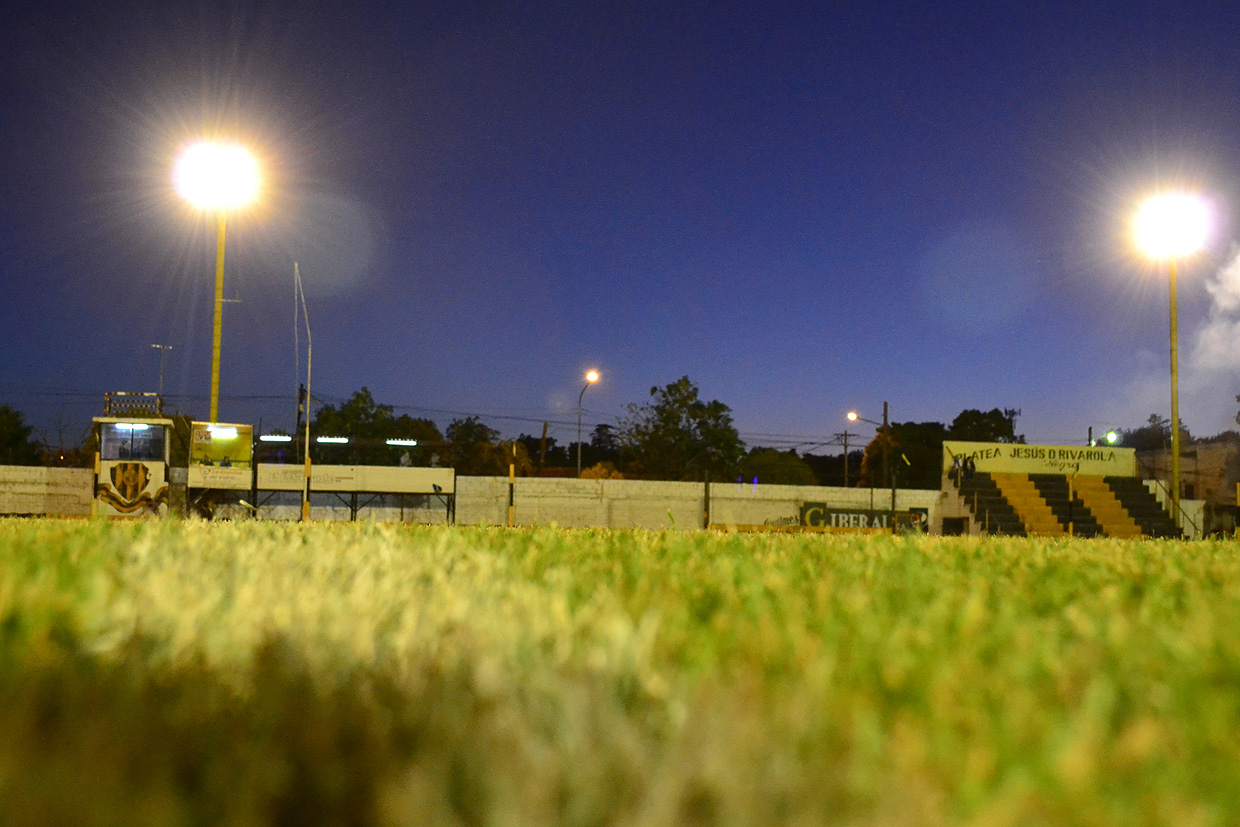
left=2, top=519, right=1239, bottom=826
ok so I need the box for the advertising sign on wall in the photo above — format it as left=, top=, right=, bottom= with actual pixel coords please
left=942, top=441, right=1136, bottom=477
left=799, top=503, right=927, bottom=532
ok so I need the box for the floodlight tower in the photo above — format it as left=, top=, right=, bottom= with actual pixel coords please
left=1133, top=191, right=1210, bottom=528
left=174, top=142, right=260, bottom=422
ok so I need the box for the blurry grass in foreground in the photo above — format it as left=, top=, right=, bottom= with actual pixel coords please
left=2, top=519, right=1240, bottom=825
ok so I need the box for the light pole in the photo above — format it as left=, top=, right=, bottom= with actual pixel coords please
left=150, top=344, right=172, bottom=404
left=577, top=369, right=599, bottom=476
left=174, top=141, right=260, bottom=422
left=848, top=401, right=894, bottom=528
left=1134, top=192, right=1210, bottom=530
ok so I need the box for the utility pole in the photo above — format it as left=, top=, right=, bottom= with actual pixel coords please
left=835, top=430, right=857, bottom=487
left=884, top=401, right=894, bottom=531
left=150, top=344, right=172, bottom=411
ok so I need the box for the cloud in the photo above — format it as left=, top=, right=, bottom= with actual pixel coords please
left=1191, top=245, right=1240, bottom=372
left=1098, top=245, right=1240, bottom=437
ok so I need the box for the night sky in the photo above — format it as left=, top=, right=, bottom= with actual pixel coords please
left=4, top=0, right=1240, bottom=454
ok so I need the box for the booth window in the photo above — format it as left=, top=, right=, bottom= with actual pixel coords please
left=100, top=424, right=166, bottom=462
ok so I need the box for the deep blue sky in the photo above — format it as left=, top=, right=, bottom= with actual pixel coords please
left=4, top=0, right=1240, bottom=453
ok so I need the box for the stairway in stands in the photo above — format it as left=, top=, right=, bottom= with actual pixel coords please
left=950, top=471, right=1178, bottom=538
left=954, top=471, right=1026, bottom=535
left=1103, top=477, right=1181, bottom=538
left=990, top=473, right=1066, bottom=536
left=1028, top=474, right=1103, bottom=537
left=1071, top=476, right=1144, bottom=538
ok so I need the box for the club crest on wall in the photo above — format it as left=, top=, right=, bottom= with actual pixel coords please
left=96, top=462, right=168, bottom=514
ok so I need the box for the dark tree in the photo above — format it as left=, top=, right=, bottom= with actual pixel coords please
left=617, top=377, right=744, bottom=481
left=947, top=408, right=1024, bottom=443
left=1119, top=414, right=1191, bottom=451
left=443, top=416, right=503, bottom=475
left=859, top=420, right=947, bottom=490
left=802, top=451, right=864, bottom=487
left=310, top=388, right=441, bottom=465
left=588, top=423, right=621, bottom=467
left=0, top=404, right=44, bottom=466
left=740, top=448, right=817, bottom=486
left=515, top=433, right=570, bottom=468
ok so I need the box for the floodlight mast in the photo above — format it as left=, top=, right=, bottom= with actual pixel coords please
left=174, top=142, right=260, bottom=422
left=1133, top=192, right=1210, bottom=531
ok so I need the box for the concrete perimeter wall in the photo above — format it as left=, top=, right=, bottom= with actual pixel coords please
left=0, top=467, right=93, bottom=516
left=1, top=466, right=944, bottom=530
left=457, top=477, right=942, bottom=531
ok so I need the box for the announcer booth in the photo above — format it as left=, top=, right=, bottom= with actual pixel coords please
left=187, top=422, right=254, bottom=518
left=92, top=417, right=174, bottom=517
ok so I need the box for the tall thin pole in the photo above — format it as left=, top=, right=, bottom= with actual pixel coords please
left=151, top=344, right=172, bottom=401
left=577, top=382, right=589, bottom=476
left=884, top=401, right=894, bottom=530
left=209, top=214, right=227, bottom=422
left=295, top=263, right=312, bottom=522
left=1169, top=257, right=1181, bottom=530
left=842, top=431, right=850, bottom=487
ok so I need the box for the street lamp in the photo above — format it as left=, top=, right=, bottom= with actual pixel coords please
left=174, top=141, right=260, bottom=422
left=1087, top=427, right=1119, bottom=447
left=577, top=369, right=600, bottom=477
left=1133, top=191, right=1210, bottom=529
left=848, top=402, right=894, bottom=528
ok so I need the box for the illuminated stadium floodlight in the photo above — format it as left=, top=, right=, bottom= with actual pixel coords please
left=1133, top=193, right=1210, bottom=260
left=174, top=141, right=261, bottom=423
left=174, top=143, right=260, bottom=210
left=1133, top=191, right=1210, bottom=530
left=578, top=369, right=600, bottom=477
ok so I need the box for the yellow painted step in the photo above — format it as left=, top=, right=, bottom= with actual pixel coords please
left=991, top=473, right=1064, bottom=536
left=1072, top=476, right=1143, bottom=538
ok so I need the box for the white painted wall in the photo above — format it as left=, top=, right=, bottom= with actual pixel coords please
left=456, top=477, right=941, bottom=531
left=0, top=467, right=93, bottom=516
left=456, top=477, right=707, bottom=529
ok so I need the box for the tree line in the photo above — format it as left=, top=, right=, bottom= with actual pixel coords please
left=5, top=389, right=1239, bottom=487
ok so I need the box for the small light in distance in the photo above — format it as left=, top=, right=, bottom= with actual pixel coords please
left=260, top=434, right=293, bottom=443
left=586, top=369, right=600, bottom=384
left=847, top=412, right=858, bottom=422
left=1106, top=431, right=1119, bottom=445
left=316, top=436, right=349, bottom=444
left=386, top=438, right=418, bottom=446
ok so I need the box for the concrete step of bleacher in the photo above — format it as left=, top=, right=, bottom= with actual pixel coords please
left=954, top=471, right=1026, bottom=535
left=1027, top=474, right=1103, bottom=537
left=991, top=472, right=1065, bottom=535
left=1104, top=477, right=1181, bottom=538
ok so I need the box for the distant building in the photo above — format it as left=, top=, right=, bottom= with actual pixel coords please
left=1137, top=434, right=1240, bottom=533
